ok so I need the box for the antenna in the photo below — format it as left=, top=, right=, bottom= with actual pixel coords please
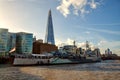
left=73, top=40, right=75, bottom=47
left=86, top=41, right=89, bottom=50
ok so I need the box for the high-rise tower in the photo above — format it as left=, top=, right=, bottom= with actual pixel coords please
left=45, top=10, right=55, bottom=45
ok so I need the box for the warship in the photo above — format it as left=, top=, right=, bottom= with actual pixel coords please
left=13, top=41, right=101, bottom=66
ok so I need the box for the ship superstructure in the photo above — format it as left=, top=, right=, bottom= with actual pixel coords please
left=13, top=41, right=101, bottom=65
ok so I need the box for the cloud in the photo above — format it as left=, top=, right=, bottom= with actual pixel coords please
left=0, top=0, right=16, bottom=1
left=89, top=0, right=100, bottom=9
left=78, top=26, right=120, bottom=35
left=87, top=27, right=120, bottom=35
left=86, top=23, right=120, bottom=26
left=84, top=31, right=90, bottom=34
left=56, top=38, right=96, bottom=49
left=57, top=0, right=100, bottom=17
left=0, top=0, right=38, bottom=1
left=7, top=0, right=14, bottom=1
left=0, top=21, right=29, bottom=33
left=55, top=38, right=74, bottom=47
left=98, top=40, right=107, bottom=46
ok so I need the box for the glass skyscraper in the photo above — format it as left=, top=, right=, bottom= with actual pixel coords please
left=45, top=10, right=55, bottom=45
left=0, top=28, right=33, bottom=56
left=16, top=32, right=33, bottom=54
left=0, top=28, right=8, bottom=56
left=7, top=33, right=16, bottom=52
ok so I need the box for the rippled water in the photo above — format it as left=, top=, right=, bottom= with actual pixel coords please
left=0, top=60, right=120, bottom=80
left=37, top=60, right=120, bottom=71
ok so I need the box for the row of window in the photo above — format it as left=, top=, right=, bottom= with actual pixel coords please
left=0, top=49, right=6, bottom=51
left=16, top=56, right=52, bottom=59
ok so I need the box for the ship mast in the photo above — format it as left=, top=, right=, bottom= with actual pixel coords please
left=86, top=41, right=89, bottom=50
left=73, top=40, right=76, bottom=47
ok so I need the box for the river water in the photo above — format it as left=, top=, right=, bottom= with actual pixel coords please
left=0, top=60, right=120, bottom=80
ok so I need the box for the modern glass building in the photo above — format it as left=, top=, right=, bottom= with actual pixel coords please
left=45, top=10, right=55, bottom=45
left=0, top=28, right=8, bottom=56
left=16, top=32, right=33, bottom=54
left=7, top=33, right=16, bottom=52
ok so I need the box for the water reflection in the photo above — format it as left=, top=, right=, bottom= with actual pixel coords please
left=36, top=60, right=120, bottom=71
left=0, top=60, right=120, bottom=80
left=19, top=60, right=120, bottom=80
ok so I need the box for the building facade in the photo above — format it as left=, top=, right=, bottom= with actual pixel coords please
left=105, top=48, right=112, bottom=55
left=45, top=10, right=55, bottom=45
left=16, top=32, right=33, bottom=54
left=0, top=28, right=8, bottom=56
left=33, top=41, right=58, bottom=54
left=7, top=33, right=16, bottom=52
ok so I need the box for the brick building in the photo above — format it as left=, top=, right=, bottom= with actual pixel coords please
left=33, top=41, right=58, bottom=54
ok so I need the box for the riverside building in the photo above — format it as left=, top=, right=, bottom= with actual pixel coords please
left=7, top=33, right=16, bottom=52
left=16, top=32, right=33, bottom=54
left=0, top=28, right=9, bottom=56
left=0, top=28, right=33, bottom=56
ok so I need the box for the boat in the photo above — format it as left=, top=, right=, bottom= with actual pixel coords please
left=13, top=41, right=101, bottom=66
left=13, top=53, right=101, bottom=66
left=13, top=53, right=52, bottom=65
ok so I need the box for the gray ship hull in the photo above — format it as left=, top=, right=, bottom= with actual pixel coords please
left=13, top=57, right=101, bottom=66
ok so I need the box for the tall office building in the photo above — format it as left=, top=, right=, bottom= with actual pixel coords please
left=7, top=33, right=16, bottom=52
left=105, top=48, right=112, bottom=55
left=45, top=10, right=55, bottom=45
left=16, top=32, right=33, bottom=54
left=0, top=28, right=8, bottom=56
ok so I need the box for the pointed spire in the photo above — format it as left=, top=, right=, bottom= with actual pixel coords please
left=45, top=9, right=55, bottom=45
left=48, top=9, right=51, bottom=17
left=49, top=9, right=51, bottom=14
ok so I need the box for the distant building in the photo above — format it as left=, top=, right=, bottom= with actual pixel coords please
left=33, top=41, right=58, bottom=54
left=0, top=28, right=8, bottom=56
left=105, top=48, right=112, bottom=55
left=94, top=48, right=101, bottom=57
left=63, top=45, right=77, bottom=54
left=45, top=10, right=55, bottom=45
left=33, top=36, right=36, bottom=42
left=16, top=32, right=33, bottom=54
left=36, top=39, right=43, bottom=43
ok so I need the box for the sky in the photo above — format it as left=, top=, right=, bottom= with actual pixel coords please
left=0, top=0, right=120, bottom=55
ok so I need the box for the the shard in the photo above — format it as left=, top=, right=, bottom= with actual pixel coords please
left=45, top=10, right=55, bottom=45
